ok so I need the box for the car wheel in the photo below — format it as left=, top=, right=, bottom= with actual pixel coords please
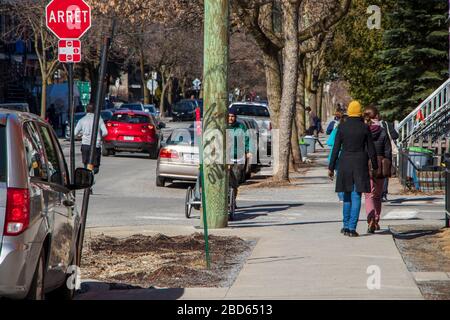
left=156, top=176, right=165, bottom=187
left=102, top=147, right=110, bottom=157
left=149, top=146, right=159, bottom=159
left=26, top=249, right=45, bottom=300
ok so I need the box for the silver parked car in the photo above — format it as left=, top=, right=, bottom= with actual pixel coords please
left=229, top=102, right=272, bottom=164
left=0, top=110, right=93, bottom=300
left=156, top=128, right=199, bottom=187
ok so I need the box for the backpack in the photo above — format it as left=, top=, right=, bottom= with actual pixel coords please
left=326, top=120, right=336, bottom=135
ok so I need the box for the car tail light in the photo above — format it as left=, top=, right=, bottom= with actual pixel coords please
left=148, top=125, right=154, bottom=130
left=4, top=188, right=30, bottom=236
left=159, top=148, right=179, bottom=159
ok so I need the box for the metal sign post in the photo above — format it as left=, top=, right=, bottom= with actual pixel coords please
left=68, top=63, right=75, bottom=182
left=78, top=30, right=114, bottom=260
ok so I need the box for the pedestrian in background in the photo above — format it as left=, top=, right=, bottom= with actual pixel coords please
left=328, top=101, right=378, bottom=237
left=380, top=116, right=399, bottom=202
left=326, top=109, right=343, bottom=135
left=74, top=104, right=108, bottom=175
left=327, top=114, right=348, bottom=202
left=305, top=107, right=323, bottom=137
left=364, top=105, right=392, bottom=233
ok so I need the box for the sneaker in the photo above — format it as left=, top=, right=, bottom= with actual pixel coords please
left=348, top=230, right=359, bottom=237
left=341, top=228, right=349, bottom=235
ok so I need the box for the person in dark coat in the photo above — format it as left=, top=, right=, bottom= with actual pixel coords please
left=380, top=116, right=399, bottom=201
left=363, top=106, right=392, bottom=233
left=328, top=101, right=378, bottom=237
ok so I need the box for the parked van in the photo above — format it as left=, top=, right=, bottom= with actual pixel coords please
left=0, top=110, right=93, bottom=299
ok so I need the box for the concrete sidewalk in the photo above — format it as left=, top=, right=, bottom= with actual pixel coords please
left=79, top=147, right=430, bottom=300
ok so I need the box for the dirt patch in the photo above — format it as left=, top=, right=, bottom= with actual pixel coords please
left=392, top=225, right=450, bottom=272
left=81, top=233, right=255, bottom=289
left=391, top=189, right=445, bottom=197
left=392, top=225, right=450, bottom=299
left=418, top=282, right=450, bottom=300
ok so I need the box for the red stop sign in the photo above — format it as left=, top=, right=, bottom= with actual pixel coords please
left=46, top=0, right=91, bottom=39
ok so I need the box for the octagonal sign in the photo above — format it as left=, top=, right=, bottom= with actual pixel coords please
left=46, top=0, right=91, bottom=39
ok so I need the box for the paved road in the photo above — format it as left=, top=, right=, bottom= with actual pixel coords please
left=60, top=120, right=446, bottom=232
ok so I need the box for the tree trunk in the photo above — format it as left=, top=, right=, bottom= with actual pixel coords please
left=40, top=78, right=47, bottom=119
left=159, top=76, right=169, bottom=117
left=262, top=51, right=282, bottom=128
left=290, top=118, right=302, bottom=170
left=273, top=1, right=300, bottom=182
left=140, top=50, right=150, bottom=104
left=181, top=76, right=187, bottom=98
left=88, top=63, right=98, bottom=104
left=318, top=82, right=324, bottom=120
left=296, top=65, right=306, bottom=135
left=167, top=78, right=174, bottom=106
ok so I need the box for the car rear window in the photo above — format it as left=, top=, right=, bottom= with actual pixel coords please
left=173, top=102, right=195, bottom=112
left=121, top=104, right=143, bottom=111
left=111, top=114, right=149, bottom=124
left=167, top=129, right=194, bottom=145
left=145, top=106, right=156, bottom=113
left=230, top=105, right=270, bottom=117
left=0, top=125, right=6, bottom=182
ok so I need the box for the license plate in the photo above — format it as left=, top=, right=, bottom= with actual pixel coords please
left=183, top=154, right=199, bottom=162
left=124, top=136, right=134, bottom=141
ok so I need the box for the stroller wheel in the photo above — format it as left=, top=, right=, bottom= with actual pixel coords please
left=185, top=186, right=194, bottom=219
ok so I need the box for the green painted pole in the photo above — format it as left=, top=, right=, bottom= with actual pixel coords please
left=200, top=162, right=211, bottom=268
left=202, top=0, right=230, bottom=229
left=196, top=109, right=211, bottom=269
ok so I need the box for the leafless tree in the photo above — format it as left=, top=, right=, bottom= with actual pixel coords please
left=2, top=0, right=59, bottom=118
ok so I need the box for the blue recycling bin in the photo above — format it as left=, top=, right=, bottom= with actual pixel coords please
left=303, top=136, right=316, bottom=154
left=407, top=147, right=433, bottom=179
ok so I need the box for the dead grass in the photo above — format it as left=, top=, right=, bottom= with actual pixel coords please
left=81, top=233, right=254, bottom=288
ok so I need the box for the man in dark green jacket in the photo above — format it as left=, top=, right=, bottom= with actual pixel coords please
left=227, top=111, right=253, bottom=199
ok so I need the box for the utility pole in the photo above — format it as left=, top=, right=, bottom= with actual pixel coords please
left=202, top=0, right=230, bottom=228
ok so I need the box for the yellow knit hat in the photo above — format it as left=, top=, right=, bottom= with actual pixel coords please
left=347, top=100, right=362, bottom=117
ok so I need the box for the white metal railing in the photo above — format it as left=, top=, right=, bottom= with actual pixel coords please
left=398, top=78, right=450, bottom=146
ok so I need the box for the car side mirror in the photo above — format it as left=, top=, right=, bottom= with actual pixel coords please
left=71, top=168, right=94, bottom=190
